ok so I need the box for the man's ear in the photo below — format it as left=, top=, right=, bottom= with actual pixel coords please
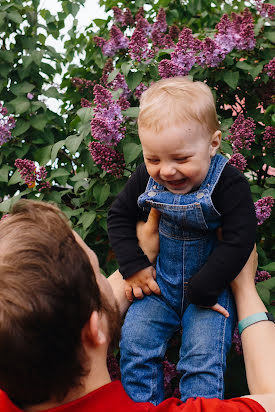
left=210, top=130, right=222, bottom=157
left=82, top=311, right=107, bottom=347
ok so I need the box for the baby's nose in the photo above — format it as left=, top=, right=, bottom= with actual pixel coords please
left=160, top=164, right=176, bottom=178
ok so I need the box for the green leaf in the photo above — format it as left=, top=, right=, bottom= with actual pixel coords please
left=220, top=141, right=233, bottom=155
left=122, top=107, right=140, bottom=117
left=93, top=183, right=110, bottom=207
left=107, top=69, right=120, bottom=83
left=31, top=101, right=47, bottom=112
left=9, top=96, right=30, bottom=114
left=0, top=50, right=14, bottom=63
left=7, top=10, right=23, bottom=24
left=51, top=140, right=66, bottom=163
left=0, top=165, right=12, bottom=182
left=250, top=63, right=264, bottom=79
left=12, top=119, right=30, bottom=136
left=43, top=86, right=62, bottom=99
left=262, top=188, right=275, bottom=198
left=256, top=283, right=270, bottom=305
left=126, top=71, right=143, bottom=91
left=123, top=142, right=142, bottom=164
left=70, top=171, right=89, bottom=181
left=254, top=17, right=265, bottom=36
left=0, top=198, right=11, bottom=213
left=265, top=32, right=275, bottom=44
left=121, top=62, right=132, bottom=77
left=223, top=71, right=239, bottom=89
left=31, top=50, right=44, bottom=65
left=11, top=82, right=35, bottom=96
left=260, top=263, right=275, bottom=273
left=0, top=63, right=10, bottom=79
left=22, top=55, right=33, bottom=69
left=93, top=18, right=107, bottom=27
left=8, top=170, right=22, bottom=186
left=65, top=134, right=84, bottom=155
left=78, top=211, right=96, bottom=231
left=77, top=107, right=94, bottom=122
left=236, top=61, right=252, bottom=71
left=250, top=185, right=263, bottom=194
left=34, top=145, right=52, bottom=165
left=30, top=114, right=48, bottom=131
left=49, top=168, right=70, bottom=179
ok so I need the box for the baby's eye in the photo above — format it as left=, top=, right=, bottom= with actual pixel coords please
left=147, top=158, right=159, bottom=163
left=175, top=157, right=189, bottom=162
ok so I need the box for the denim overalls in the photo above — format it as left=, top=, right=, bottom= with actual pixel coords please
left=120, top=155, right=236, bottom=405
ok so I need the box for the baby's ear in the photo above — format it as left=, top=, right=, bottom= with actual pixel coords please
left=210, top=130, right=222, bottom=157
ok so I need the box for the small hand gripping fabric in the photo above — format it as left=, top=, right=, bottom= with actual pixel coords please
left=238, top=312, right=275, bottom=335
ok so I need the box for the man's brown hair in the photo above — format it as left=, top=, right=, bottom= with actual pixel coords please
left=0, top=200, right=102, bottom=407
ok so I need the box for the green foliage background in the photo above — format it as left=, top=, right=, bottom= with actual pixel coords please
left=0, top=0, right=274, bottom=397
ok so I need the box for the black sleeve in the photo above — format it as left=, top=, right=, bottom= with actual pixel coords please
left=187, top=164, right=257, bottom=306
left=107, top=163, right=151, bottom=279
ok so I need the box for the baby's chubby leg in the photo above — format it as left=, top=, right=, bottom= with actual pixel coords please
left=120, top=294, right=180, bottom=405
left=178, top=288, right=236, bottom=402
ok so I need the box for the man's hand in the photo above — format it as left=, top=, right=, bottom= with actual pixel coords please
left=125, top=266, right=161, bottom=302
left=136, top=208, right=161, bottom=264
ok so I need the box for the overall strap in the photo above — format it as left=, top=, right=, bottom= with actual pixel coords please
left=200, top=154, right=228, bottom=195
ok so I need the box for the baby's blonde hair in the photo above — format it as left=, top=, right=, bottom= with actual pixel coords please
left=138, top=77, right=219, bottom=135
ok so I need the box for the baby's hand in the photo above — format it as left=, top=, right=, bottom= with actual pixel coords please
left=125, top=266, right=161, bottom=302
left=199, top=303, right=229, bottom=318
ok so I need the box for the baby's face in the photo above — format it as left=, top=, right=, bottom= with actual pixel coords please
left=139, top=121, right=221, bottom=194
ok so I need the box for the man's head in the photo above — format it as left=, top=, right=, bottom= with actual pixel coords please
left=0, top=200, right=119, bottom=408
left=138, top=77, right=221, bottom=194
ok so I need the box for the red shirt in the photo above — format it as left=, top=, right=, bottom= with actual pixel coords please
left=0, top=381, right=265, bottom=412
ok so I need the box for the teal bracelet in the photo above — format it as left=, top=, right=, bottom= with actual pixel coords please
left=238, top=312, right=275, bottom=335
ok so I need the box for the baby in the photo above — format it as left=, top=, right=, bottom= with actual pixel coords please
left=107, top=77, right=256, bottom=404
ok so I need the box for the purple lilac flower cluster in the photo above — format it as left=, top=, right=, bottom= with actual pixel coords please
left=94, top=25, right=129, bottom=57
left=91, top=84, right=125, bottom=145
left=264, top=57, right=275, bottom=80
left=101, top=59, right=131, bottom=98
left=263, top=126, right=275, bottom=148
left=128, top=27, right=153, bottom=63
left=159, top=27, right=201, bottom=78
left=14, top=159, right=51, bottom=191
left=80, top=98, right=91, bottom=108
left=228, top=153, right=247, bottom=172
left=135, top=9, right=151, bottom=36
left=151, top=8, right=174, bottom=50
left=233, top=268, right=271, bottom=355
left=110, top=73, right=131, bottom=99
left=255, top=270, right=271, bottom=283
left=163, top=359, right=178, bottom=398
left=0, top=104, right=15, bottom=146
left=134, top=83, right=148, bottom=100
left=107, top=354, right=121, bottom=381
left=254, top=196, right=274, bottom=225
left=159, top=9, right=256, bottom=78
left=89, top=84, right=126, bottom=177
left=112, top=6, right=134, bottom=27
left=226, top=114, right=256, bottom=153
left=71, top=77, right=95, bottom=91
left=255, top=0, right=275, bottom=19
left=88, top=141, right=125, bottom=178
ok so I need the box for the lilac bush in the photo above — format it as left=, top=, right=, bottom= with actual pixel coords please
left=0, top=104, right=15, bottom=146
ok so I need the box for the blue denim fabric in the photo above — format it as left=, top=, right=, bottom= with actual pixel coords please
left=120, top=154, right=236, bottom=404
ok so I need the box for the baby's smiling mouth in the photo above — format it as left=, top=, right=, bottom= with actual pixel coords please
left=165, top=178, right=187, bottom=187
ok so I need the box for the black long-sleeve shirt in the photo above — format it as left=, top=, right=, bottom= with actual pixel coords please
left=107, top=162, right=257, bottom=306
